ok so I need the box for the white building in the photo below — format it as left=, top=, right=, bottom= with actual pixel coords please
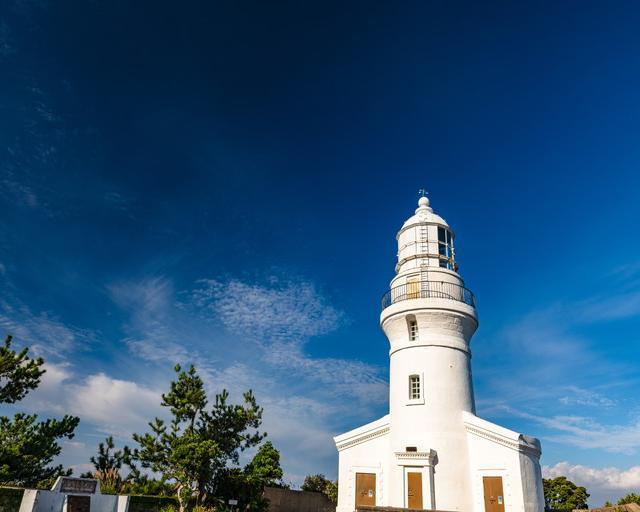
left=334, top=196, right=544, bottom=512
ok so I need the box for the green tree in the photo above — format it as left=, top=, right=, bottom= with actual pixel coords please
left=618, top=493, right=640, bottom=505
left=0, top=336, right=79, bottom=487
left=0, top=335, right=45, bottom=403
left=211, top=441, right=285, bottom=512
left=543, top=476, right=589, bottom=510
left=244, top=441, right=283, bottom=488
left=0, top=413, right=79, bottom=487
left=82, top=436, right=138, bottom=494
left=124, top=475, right=175, bottom=497
left=302, top=474, right=338, bottom=504
left=133, top=364, right=264, bottom=512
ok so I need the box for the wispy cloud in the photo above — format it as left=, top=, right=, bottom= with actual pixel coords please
left=0, top=178, right=39, bottom=209
left=500, top=405, right=640, bottom=454
left=105, top=274, right=387, bottom=484
left=558, top=386, right=616, bottom=408
left=0, top=299, right=96, bottom=358
left=474, top=279, right=640, bottom=478
left=189, top=278, right=343, bottom=342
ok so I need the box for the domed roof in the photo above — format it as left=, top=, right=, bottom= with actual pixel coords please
left=400, top=196, right=450, bottom=230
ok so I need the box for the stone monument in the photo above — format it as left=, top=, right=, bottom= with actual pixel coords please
left=18, top=477, right=129, bottom=512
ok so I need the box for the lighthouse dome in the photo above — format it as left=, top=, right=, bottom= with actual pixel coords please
left=400, top=196, right=450, bottom=231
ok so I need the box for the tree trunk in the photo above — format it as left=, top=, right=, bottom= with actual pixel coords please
left=176, top=484, right=187, bottom=512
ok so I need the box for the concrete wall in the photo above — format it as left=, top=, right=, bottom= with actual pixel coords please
left=264, top=487, right=334, bottom=512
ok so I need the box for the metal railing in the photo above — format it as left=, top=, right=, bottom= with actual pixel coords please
left=381, top=280, right=476, bottom=310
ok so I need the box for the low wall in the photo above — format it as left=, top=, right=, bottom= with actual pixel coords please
left=263, top=487, right=334, bottom=512
left=576, top=505, right=640, bottom=512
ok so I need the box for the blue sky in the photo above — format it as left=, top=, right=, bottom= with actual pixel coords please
left=2, top=0, right=640, bottom=506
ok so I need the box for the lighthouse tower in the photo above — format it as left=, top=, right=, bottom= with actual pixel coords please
left=334, top=195, right=544, bottom=512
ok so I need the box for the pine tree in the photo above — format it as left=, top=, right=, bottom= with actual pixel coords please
left=133, top=364, right=264, bottom=512
left=0, top=335, right=79, bottom=487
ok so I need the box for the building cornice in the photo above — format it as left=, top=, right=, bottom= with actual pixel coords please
left=394, top=449, right=437, bottom=466
left=464, top=422, right=541, bottom=457
left=335, top=424, right=390, bottom=452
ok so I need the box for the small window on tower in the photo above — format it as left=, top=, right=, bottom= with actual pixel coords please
left=409, top=375, right=421, bottom=400
left=408, top=317, right=418, bottom=341
left=437, top=227, right=454, bottom=270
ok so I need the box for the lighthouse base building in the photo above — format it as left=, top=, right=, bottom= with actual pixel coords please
left=334, top=197, right=544, bottom=512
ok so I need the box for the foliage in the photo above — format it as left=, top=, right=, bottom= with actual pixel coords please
left=302, top=474, right=338, bottom=504
left=543, top=476, right=589, bottom=510
left=618, top=493, right=640, bottom=505
left=209, top=441, right=285, bottom=511
left=0, top=486, right=25, bottom=512
left=133, top=364, right=264, bottom=512
left=323, top=479, right=338, bottom=504
left=81, top=436, right=140, bottom=494
left=127, top=494, right=179, bottom=512
left=0, top=335, right=45, bottom=404
left=0, top=335, right=79, bottom=488
left=0, top=412, right=79, bottom=487
left=244, top=441, right=283, bottom=487
left=125, top=475, right=176, bottom=497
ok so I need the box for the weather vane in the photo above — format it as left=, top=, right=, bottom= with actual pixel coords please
left=418, top=189, right=428, bottom=197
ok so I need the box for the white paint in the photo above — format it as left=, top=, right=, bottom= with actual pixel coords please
left=334, top=197, right=544, bottom=512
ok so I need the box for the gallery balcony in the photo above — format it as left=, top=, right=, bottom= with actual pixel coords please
left=381, top=280, right=476, bottom=311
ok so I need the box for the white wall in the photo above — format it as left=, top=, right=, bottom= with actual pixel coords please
left=464, top=414, right=544, bottom=512
left=336, top=431, right=390, bottom=512
left=18, top=490, right=129, bottom=512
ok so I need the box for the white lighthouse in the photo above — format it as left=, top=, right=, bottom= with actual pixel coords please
left=334, top=195, right=544, bottom=512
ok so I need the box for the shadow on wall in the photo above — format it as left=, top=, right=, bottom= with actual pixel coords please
left=264, top=487, right=334, bottom=512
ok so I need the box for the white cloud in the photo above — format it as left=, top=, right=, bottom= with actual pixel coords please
left=543, top=462, right=640, bottom=490
left=543, top=462, right=640, bottom=506
left=66, top=373, right=162, bottom=437
left=12, top=363, right=163, bottom=439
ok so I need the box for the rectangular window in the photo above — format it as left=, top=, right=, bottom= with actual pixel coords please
left=439, top=259, right=451, bottom=269
left=409, top=375, right=421, bottom=400
left=409, top=320, right=418, bottom=341
left=437, top=227, right=454, bottom=269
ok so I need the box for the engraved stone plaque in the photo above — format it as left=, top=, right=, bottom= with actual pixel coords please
left=59, top=478, right=98, bottom=494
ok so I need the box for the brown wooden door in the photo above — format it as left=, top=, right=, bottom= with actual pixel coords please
left=483, top=476, right=505, bottom=512
left=355, top=472, right=376, bottom=508
left=407, top=472, right=423, bottom=509
left=407, top=279, right=420, bottom=299
left=67, top=496, right=90, bottom=512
